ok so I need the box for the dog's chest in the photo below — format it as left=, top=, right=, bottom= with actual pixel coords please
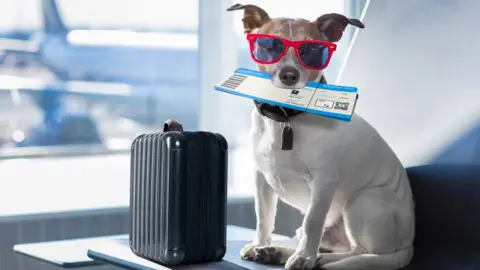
left=250, top=115, right=312, bottom=192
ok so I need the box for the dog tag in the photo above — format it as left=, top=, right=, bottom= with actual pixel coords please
left=281, top=126, right=293, bottom=150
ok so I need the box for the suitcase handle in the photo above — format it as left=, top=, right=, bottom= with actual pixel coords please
left=164, top=119, right=184, bottom=132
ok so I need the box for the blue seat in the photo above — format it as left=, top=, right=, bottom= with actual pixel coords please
left=402, top=164, right=480, bottom=269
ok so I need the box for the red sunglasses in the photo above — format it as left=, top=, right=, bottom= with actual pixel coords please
left=246, top=33, right=337, bottom=70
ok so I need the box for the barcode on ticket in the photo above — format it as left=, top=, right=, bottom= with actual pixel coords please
left=220, top=74, right=248, bottom=90
left=334, top=101, right=349, bottom=111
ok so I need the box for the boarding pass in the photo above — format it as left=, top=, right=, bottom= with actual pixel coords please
left=214, top=68, right=358, bottom=121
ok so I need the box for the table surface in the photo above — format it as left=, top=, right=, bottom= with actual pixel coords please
left=13, top=225, right=292, bottom=268
left=88, top=239, right=294, bottom=270
left=14, top=224, right=480, bottom=270
left=88, top=242, right=480, bottom=270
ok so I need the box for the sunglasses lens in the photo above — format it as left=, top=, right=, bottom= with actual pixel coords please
left=253, top=37, right=285, bottom=62
left=298, top=43, right=330, bottom=68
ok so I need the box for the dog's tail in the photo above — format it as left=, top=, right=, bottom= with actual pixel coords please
left=321, top=246, right=413, bottom=270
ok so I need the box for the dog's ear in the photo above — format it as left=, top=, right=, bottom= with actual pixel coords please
left=227, top=3, right=271, bottom=34
left=314, top=13, right=364, bottom=42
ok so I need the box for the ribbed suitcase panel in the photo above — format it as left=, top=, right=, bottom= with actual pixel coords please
left=208, top=133, right=228, bottom=259
left=129, top=130, right=227, bottom=266
left=130, top=133, right=165, bottom=260
left=160, top=133, right=186, bottom=264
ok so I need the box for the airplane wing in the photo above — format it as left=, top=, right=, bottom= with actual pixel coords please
left=0, top=38, right=39, bottom=54
left=0, top=37, right=40, bottom=68
left=0, top=74, right=132, bottom=98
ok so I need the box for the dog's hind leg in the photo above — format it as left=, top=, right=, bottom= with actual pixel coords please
left=318, top=249, right=413, bottom=270
left=295, top=227, right=336, bottom=253
left=249, top=219, right=349, bottom=266
left=316, top=187, right=414, bottom=270
left=251, top=245, right=295, bottom=265
left=320, top=217, right=351, bottom=253
left=315, top=250, right=359, bottom=266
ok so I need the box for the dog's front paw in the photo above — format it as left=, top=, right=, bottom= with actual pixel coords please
left=285, top=251, right=316, bottom=270
left=253, top=246, right=287, bottom=264
left=240, top=242, right=262, bottom=260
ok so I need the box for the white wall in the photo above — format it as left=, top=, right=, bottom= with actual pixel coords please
left=338, top=0, right=480, bottom=166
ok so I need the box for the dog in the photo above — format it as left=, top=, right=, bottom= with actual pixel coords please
left=227, top=4, right=415, bottom=270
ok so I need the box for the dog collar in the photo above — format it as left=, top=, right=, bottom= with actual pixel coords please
left=254, top=75, right=327, bottom=122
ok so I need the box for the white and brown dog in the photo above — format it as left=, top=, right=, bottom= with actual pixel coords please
left=227, top=4, right=415, bottom=270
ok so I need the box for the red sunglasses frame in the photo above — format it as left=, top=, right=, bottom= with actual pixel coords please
left=246, top=33, right=337, bottom=70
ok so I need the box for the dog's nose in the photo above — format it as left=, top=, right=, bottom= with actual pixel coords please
left=279, top=66, right=300, bottom=86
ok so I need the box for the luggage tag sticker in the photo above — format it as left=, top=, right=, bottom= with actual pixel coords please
left=214, top=68, right=359, bottom=121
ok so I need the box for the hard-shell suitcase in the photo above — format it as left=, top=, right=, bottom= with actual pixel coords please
left=129, top=120, right=228, bottom=266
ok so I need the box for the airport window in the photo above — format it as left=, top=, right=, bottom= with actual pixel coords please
left=0, top=0, right=359, bottom=217
left=0, top=0, right=201, bottom=219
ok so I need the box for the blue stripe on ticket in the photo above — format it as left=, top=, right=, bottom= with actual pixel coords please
left=215, top=85, right=352, bottom=122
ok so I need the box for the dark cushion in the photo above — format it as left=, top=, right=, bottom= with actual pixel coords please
left=401, top=164, right=480, bottom=269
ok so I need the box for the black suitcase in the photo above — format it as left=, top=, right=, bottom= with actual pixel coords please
left=129, top=120, right=228, bottom=266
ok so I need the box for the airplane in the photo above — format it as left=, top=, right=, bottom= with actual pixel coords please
left=0, top=0, right=226, bottom=148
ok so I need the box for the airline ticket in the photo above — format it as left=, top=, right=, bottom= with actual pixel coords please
left=214, top=68, right=358, bottom=121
